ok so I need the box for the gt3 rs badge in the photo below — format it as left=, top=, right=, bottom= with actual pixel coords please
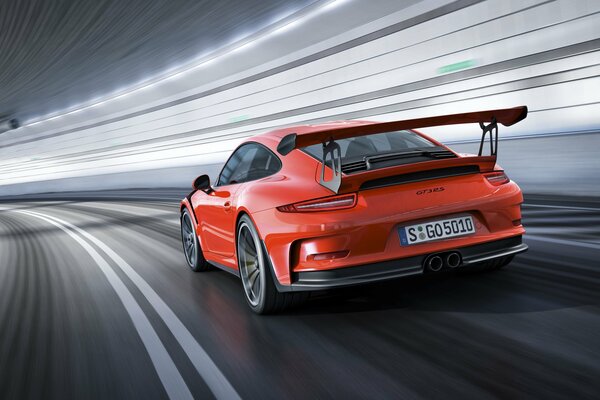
left=416, top=187, right=445, bottom=195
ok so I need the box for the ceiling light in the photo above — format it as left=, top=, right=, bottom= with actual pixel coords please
left=22, top=0, right=353, bottom=128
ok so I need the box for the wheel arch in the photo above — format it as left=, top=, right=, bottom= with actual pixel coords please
left=234, top=209, right=290, bottom=290
left=235, top=208, right=267, bottom=241
left=180, top=197, right=208, bottom=251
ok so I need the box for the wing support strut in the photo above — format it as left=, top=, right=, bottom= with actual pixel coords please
left=478, top=117, right=498, bottom=157
left=319, top=138, right=342, bottom=193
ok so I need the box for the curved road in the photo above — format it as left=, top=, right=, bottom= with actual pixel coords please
left=1, top=191, right=599, bottom=399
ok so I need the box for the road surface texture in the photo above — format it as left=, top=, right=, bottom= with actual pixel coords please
left=0, top=190, right=599, bottom=399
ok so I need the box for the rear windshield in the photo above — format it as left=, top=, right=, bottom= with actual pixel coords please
left=303, top=130, right=437, bottom=164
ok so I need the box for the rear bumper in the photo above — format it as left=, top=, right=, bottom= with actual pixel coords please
left=274, top=236, right=527, bottom=292
left=254, top=177, right=525, bottom=285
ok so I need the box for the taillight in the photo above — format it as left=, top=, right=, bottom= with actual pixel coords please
left=484, top=171, right=510, bottom=186
left=277, top=193, right=357, bottom=212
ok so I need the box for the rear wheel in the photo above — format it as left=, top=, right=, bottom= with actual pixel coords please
left=181, top=209, right=211, bottom=272
left=237, top=214, right=307, bottom=314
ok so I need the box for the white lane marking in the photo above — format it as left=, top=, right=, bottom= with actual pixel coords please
left=15, top=210, right=194, bottom=400
left=525, top=235, right=600, bottom=250
left=23, top=210, right=241, bottom=400
left=75, top=202, right=179, bottom=225
left=523, top=203, right=600, bottom=212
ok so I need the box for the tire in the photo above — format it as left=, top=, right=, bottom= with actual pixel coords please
left=180, top=209, right=211, bottom=272
left=236, top=214, right=307, bottom=314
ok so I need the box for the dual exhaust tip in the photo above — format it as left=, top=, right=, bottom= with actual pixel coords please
left=424, top=252, right=462, bottom=272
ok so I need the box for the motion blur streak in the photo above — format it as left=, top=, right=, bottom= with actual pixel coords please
left=15, top=210, right=241, bottom=400
left=1, top=191, right=599, bottom=399
left=1, top=0, right=599, bottom=196
left=9, top=208, right=193, bottom=400
left=1, top=0, right=600, bottom=398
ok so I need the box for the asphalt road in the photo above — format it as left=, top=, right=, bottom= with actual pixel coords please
left=1, top=191, right=599, bottom=399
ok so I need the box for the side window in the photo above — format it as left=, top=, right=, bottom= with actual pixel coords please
left=217, top=143, right=281, bottom=186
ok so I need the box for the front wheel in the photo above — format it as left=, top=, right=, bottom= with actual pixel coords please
left=237, top=214, right=307, bottom=314
left=181, top=209, right=211, bottom=272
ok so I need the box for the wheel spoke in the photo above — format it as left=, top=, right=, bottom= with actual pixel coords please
left=245, top=243, right=257, bottom=258
left=182, top=216, right=190, bottom=233
left=243, top=231, right=255, bottom=253
left=248, top=268, right=260, bottom=286
left=251, top=272, right=261, bottom=296
left=246, top=261, right=257, bottom=274
left=238, top=224, right=264, bottom=305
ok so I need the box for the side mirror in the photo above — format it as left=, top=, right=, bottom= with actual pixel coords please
left=192, top=174, right=213, bottom=193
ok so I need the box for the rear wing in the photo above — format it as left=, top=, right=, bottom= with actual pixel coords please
left=277, top=106, right=528, bottom=193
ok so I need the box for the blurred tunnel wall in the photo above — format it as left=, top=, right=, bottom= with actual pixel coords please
left=0, top=0, right=599, bottom=197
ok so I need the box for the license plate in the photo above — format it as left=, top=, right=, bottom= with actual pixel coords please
left=399, top=216, right=475, bottom=246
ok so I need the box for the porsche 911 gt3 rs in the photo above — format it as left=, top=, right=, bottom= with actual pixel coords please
left=180, top=106, right=528, bottom=313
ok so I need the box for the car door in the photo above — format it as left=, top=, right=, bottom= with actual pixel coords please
left=192, top=183, right=238, bottom=258
left=195, top=142, right=282, bottom=257
left=194, top=143, right=256, bottom=256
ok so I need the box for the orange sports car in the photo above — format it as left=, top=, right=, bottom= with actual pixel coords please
left=180, top=106, right=528, bottom=313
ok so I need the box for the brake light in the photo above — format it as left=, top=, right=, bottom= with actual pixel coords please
left=484, top=171, right=509, bottom=186
left=277, top=193, right=357, bottom=212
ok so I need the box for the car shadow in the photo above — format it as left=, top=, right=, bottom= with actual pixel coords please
left=281, top=261, right=600, bottom=316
